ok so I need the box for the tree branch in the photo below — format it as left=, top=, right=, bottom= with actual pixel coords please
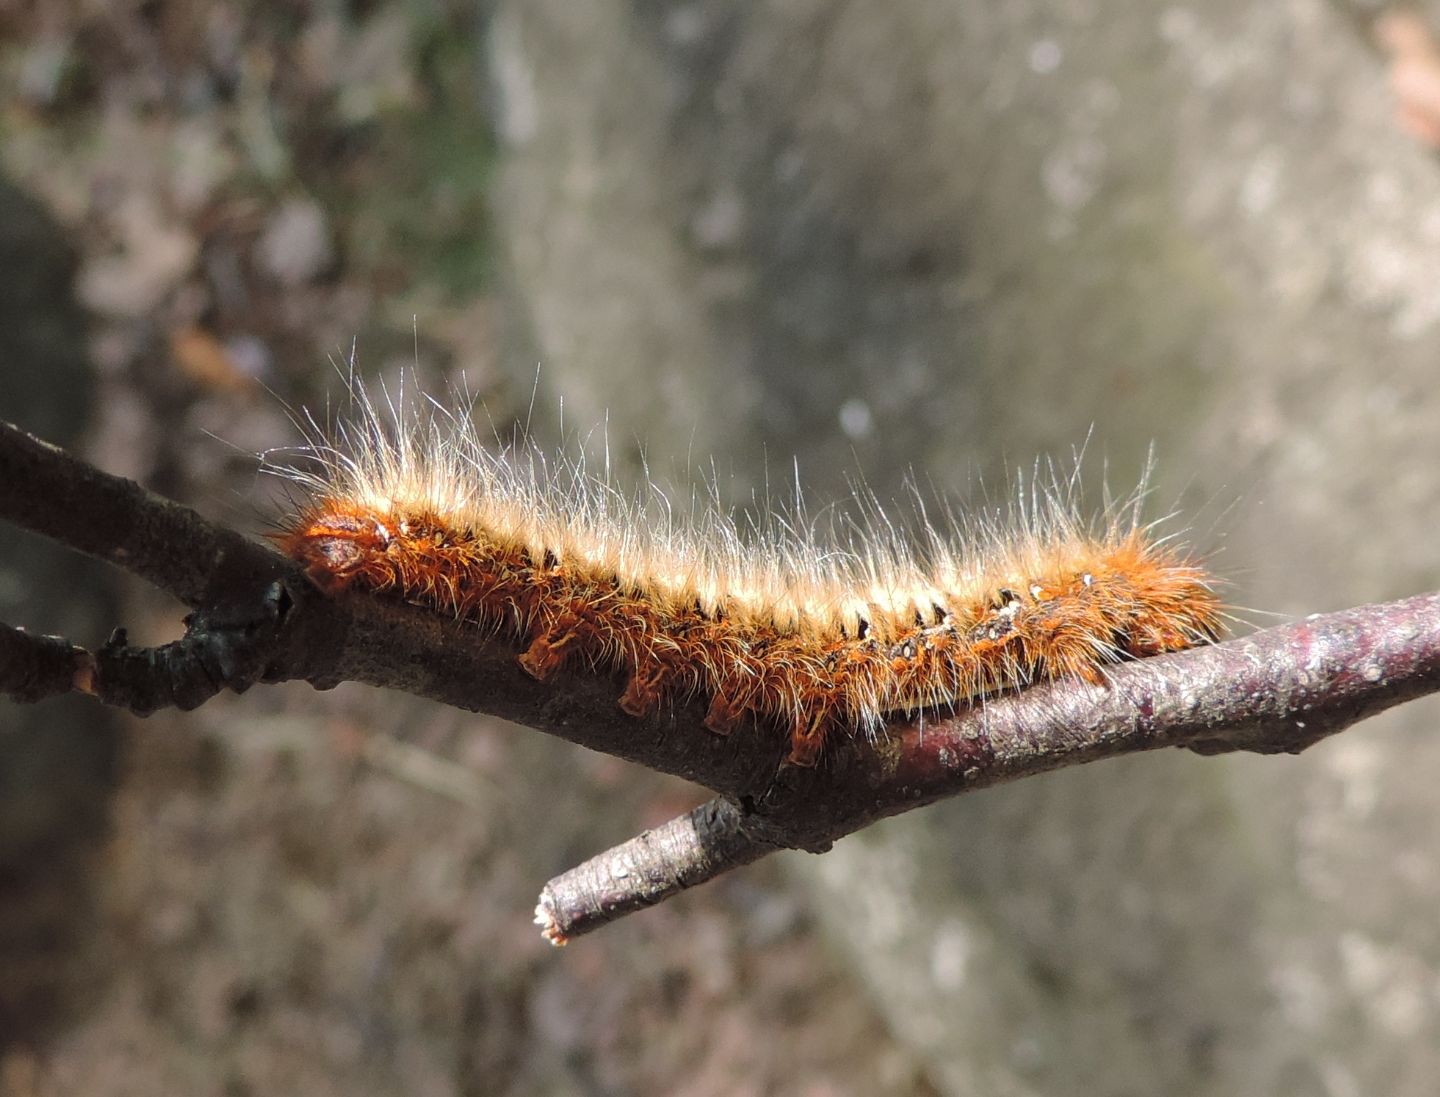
left=5, top=418, right=1439, bottom=943
left=537, top=592, right=1440, bottom=939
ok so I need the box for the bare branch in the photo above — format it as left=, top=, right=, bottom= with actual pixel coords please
left=5, top=418, right=1440, bottom=942
left=0, top=622, right=88, bottom=703
left=535, top=799, right=770, bottom=945
left=537, top=592, right=1440, bottom=940
left=0, top=419, right=285, bottom=609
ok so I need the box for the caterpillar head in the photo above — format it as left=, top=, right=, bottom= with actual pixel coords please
left=275, top=504, right=394, bottom=594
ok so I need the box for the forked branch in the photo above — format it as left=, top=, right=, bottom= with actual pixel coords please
left=3, top=418, right=1439, bottom=943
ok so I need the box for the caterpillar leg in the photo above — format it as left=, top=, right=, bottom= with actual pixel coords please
left=704, top=693, right=747, bottom=737
left=785, top=712, right=828, bottom=768
left=517, top=613, right=584, bottom=680
left=618, top=659, right=669, bottom=718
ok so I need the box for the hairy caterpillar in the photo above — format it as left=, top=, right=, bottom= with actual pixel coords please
left=271, top=384, right=1222, bottom=766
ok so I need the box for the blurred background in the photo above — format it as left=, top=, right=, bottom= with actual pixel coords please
left=5, top=1, right=1440, bottom=1093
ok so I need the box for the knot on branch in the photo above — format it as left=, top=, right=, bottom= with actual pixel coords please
left=91, top=580, right=294, bottom=714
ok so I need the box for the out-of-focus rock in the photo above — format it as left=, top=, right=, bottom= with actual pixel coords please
left=485, top=1, right=1440, bottom=1092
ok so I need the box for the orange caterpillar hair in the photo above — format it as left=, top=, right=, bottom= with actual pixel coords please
left=271, top=385, right=1222, bottom=766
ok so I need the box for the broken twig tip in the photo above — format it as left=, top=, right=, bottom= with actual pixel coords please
left=534, top=896, right=569, bottom=947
